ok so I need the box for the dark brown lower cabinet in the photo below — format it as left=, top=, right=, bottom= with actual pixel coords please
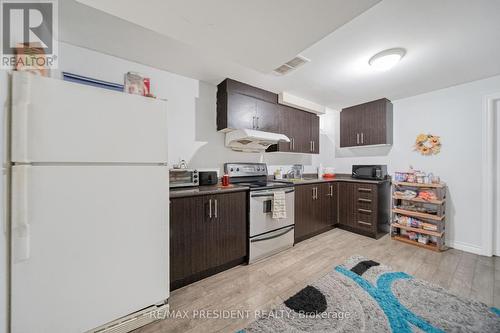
left=338, top=182, right=357, bottom=229
left=337, top=181, right=390, bottom=238
left=295, top=182, right=336, bottom=243
left=170, top=191, right=247, bottom=290
left=320, top=182, right=337, bottom=226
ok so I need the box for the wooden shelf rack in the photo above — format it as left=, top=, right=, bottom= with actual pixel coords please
left=391, top=181, right=447, bottom=251
left=393, top=181, right=446, bottom=188
left=392, top=195, right=445, bottom=205
left=392, top=208, right=445, bottom=221
left=391, top=235, right=441, bottom=252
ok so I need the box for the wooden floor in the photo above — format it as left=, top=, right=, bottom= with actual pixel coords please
left=136, top=228, right=500, bottom=333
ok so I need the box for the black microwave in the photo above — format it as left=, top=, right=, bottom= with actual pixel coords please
left=352, top=165, right=387, bottom=180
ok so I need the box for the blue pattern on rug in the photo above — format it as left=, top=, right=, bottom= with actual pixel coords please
left=239, top=256, right=500, bottom=332
left=335, top=265, right=444, bottom=333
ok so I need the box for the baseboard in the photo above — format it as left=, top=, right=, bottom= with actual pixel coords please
left=170, top=257, right=246, bottom=290
left=447, top=240, right=484, bottom=256
left=294, top=226, right=334, bottom=244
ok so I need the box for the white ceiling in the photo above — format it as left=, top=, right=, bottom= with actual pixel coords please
left=64, top=0, right=500, bottom=109
left=74, top=0, right=380, bottom=73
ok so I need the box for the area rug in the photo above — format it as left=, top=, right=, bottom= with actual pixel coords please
left=239, top=255, right=500, bottom=332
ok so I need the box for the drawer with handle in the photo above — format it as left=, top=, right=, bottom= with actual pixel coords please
left=356, top=207, right=375, bottom=230
left=356, top=185, right=377, bottom=200
left=357, top=197, right=374, bottom=210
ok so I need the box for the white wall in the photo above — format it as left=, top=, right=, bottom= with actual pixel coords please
left=331, top=75, right=500, bottom=254
left=494, top=99, right=500, bottom=255
left=57, top=44, right=336, bottom=173
left=0, top=71, right=8, bottom=333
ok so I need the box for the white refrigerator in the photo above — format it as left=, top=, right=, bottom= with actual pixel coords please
left=9, top=72, right=169, bottom=333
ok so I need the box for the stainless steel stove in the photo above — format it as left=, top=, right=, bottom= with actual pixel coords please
left=225, top=163, right=295, bottom=263
left=224, top=162, right=293, bottom=190
left=232, top=180, right=293, bottom=190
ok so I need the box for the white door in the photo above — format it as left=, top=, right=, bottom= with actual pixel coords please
left=495, top=100, right=500, bottom=255
left=11, top=165, right=169, bottom=333
left=11, top=72, right=168, bottom=163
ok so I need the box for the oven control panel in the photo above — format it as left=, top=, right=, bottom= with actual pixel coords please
left=224, top=163, right=268, bottom=177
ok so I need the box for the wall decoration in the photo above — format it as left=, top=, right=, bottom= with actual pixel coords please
left=414, top=134, right=441, bottom=155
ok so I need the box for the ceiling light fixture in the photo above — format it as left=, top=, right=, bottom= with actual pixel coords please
left=368, top=48, right=406, bottom=71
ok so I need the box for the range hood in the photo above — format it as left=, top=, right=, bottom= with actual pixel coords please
left=225, top=129, right=290, bottom=152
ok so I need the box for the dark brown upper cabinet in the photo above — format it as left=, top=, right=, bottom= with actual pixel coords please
left=266, top=104, right=320, bottom=154
left=217, top=78, right=279, bottom=133
left=217, top=78, right=320, bottom=154
left=340, top=98, right=393, bottom=147
left=310, top=112, right=320, bottom=154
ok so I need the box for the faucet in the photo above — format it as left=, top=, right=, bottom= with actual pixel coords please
left=288, top=164, right=304, bottom=179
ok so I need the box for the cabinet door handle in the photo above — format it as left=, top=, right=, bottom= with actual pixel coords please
left=214, top=199, right=218, bottom=218
left=256, top=117, right=259, bottom=129
left=289, top=138, right=293, bottom=150
left=208, top=199, right=212, bottom=218
left=358, top=221, right=372, bottom=226
left=312, top=140, right=315, bottom=152
left=312, top=188, right=315, bottom=199
left=358, top=187, right=372, bottom=193
left=358, top=198, right=372, bottom=203
left=329, top=185, right=333, bottom=197
left=252, top=117, right=255, bottom=129
left=310, top=141, right=313, bottom=152
left=293, top=138, right=295, bottom=150
left=358, top=208, right=372, bottom=214
left=356, top=133, right=359, bottom=144
left=361, top=132, right=364, bottom=144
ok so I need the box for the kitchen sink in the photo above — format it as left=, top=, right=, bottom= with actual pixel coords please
left=285, top=178, right=317, bottom=183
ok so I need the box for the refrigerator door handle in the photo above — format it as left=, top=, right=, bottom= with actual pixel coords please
left=12, top=103, right=30, bottom=162
left=12, top=165, right=31, bottom=261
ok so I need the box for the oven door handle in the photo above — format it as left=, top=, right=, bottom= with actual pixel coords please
left=250, top=226, right=294, bottom=243
left=251, top=188, right=295, bottom=198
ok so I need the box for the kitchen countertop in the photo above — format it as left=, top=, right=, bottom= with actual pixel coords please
left=170, top=184, right=249, bottom=198
left=283, top=174, right=390, bottom=185
left=170, top=174, right=389, bottom=198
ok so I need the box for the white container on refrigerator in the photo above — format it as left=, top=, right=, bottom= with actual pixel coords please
left=9, top=72, right=169, bottom=333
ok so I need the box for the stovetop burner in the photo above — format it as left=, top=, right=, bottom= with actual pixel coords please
left=224, top=162, right=294, bottom=191
left=235, top=180, right=293, bottom=191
